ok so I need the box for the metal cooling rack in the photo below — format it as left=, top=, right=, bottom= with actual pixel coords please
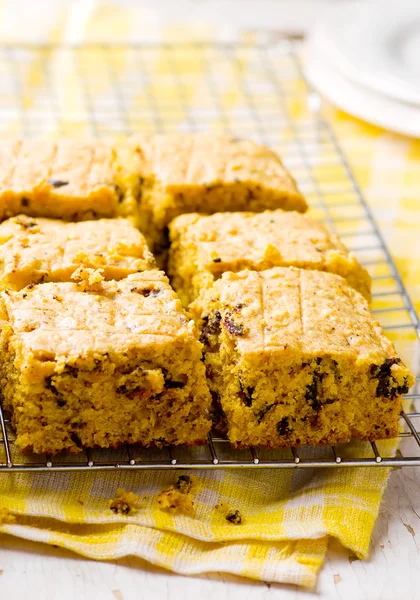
left=0, top=37, right=419, bottom=472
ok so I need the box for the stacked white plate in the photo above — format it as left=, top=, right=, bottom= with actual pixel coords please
left=305, top=0, right=420, bottom=138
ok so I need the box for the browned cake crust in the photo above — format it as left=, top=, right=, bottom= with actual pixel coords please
left=168, top=210, right=371, bottom=306
left=0, top=215, right=156, bottom=290
left=0, top=271, right=211, bottom=454
left=0, top=139, right=139, bottom=222
left=129, top=132, right=307, bottom=251
left=192, top=267, right=414, bottom=448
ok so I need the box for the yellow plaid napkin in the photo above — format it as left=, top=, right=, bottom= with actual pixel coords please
left=0, top=0, right=419, bottom=588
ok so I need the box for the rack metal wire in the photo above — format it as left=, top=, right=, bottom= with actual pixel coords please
left=0, top=38, right=419, bottom=472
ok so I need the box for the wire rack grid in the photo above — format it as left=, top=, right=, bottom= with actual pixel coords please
left=0, top=38, right=419, bottom=472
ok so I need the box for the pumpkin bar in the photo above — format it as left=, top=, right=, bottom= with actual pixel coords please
left=0, top=271, right=211, bottom=454
left=0, top=215, right=156, bottom=291
left=131, top=132, right=307, bottom=251
left=0, top=139, right=139, bottom=222
left=169, top=210, right=371, bottom=306
left=193, top=267, right=413, bottom=448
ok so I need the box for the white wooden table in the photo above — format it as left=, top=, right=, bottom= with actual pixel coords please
left=1, top=466, right=419, bottom=600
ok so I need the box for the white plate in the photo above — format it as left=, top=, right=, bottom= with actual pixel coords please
left=304, top=38, right=420, bottom=138
left=310, top=1, right=420, bottom=107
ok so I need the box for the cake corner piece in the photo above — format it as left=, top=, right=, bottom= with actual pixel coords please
left=0, top=271, right=211, bottom=454
left=194, top=267, right=413, bottom=448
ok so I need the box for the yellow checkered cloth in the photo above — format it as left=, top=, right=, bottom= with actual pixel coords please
left=0, top=1, right=419, bottom=588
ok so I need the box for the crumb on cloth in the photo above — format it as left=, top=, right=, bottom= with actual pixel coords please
left=109, top=488, right=140, bottom=515
left=215, top=502, right=243, bottom=524
left=0, top=508, right=15, bottom=524
left=157, top=475, right=196, bottom=516
left=226, top=509, right=242, bottom=524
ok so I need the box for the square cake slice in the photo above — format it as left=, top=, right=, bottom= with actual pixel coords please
left=0, top=271, right=211, bottom=454
left=193, top=267, right=413, bottom=448
left=130, top=133, right=307, bottom=251
left=169, top=210, right=371, bottom=306
left=0, top=215, right=156, bottom=290
left=0, top=139, right=138, bottom=222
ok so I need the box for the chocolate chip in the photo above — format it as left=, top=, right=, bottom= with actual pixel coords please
left=154, top=437, right=167, bottom=445
left=213, top=257, right=221, bottom=263
left=162, top=369, right=188, bottom=389
left=130, top=287, right=162, bottom=297
left=112, top=184, right=124, bottom=203
left=226, top=509, right=242, bottom=524
left=305, top=380, right=319, bottom=408
left=48, top=179, right=68, bottom=188
left=166, top=378, right=187, bottom=389
left=304, top=359, right=325, bottom=410
left=277, top=417, right=292, bottom=436
left=370, top=358, right=405, bottom=399
left=223, top=314, right=244, bottom=336
left=396, top=379, right=410, bottom=396
left=257, top=403, right=275, bottom=423
left=233, top=303, right=246, bottom=312
left=20, top=196, right=30, bottom=207
left=238, top=380, right=254, bottom=407
left=57, top=398, right=67, bottom=408
left=17, top=217, right=37, bottom=229
left=70, top=433, right=83, bottom=448
left=200, top=311, right=222, bottom=346
left=44, top=376, right=58, bottom=394
left=116, top=384, right=127, bottom=394
left=64, top=365, right=78, bottom=378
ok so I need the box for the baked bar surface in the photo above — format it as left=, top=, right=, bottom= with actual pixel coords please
left=169, top=210, right=372, bottom=306
left=130, top=132, right=307, bottom=250
left=0, top=139, right=138, bottom=222
left=0, top=271, right=211, bottom=454
left=193, top=267, right=413, bottom=448
left=0, top=215, right=156, bottom=290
